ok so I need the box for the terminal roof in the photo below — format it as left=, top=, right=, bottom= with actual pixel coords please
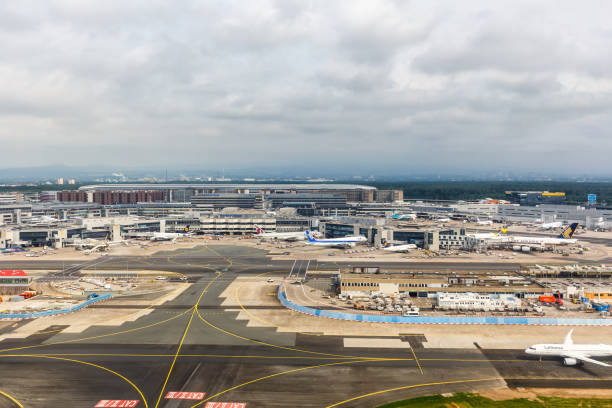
left=0, top=270, right=26, bottom=276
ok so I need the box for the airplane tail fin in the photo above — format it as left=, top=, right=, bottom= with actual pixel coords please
left=255, top=225, right=264, bottom=235
left=184, top=225, right=190, bottom=233
left=499, top=226, right=508, bottom=234
left=305, top=231, right=315, bottom=242
left=382, top=239, right=389, bottom=248
left=558, top=223, right=578, bottom=239
left=563, top=329, right=574, bottom=347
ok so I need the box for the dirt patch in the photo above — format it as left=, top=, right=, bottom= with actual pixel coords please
left=478, top=387, right=612, bottom=401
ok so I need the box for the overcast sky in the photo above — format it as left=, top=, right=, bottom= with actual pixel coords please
left=1, top=1, right=611, bottom=176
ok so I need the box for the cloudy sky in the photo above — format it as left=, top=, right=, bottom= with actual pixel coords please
left=1, top=1, right=611, bottom=176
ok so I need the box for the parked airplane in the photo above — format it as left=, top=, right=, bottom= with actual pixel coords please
left=471, top=224, right=578, bottom=247
left=525, top=329, right=612, bottom=366
left=304, top=231, right=366, bottom=248
left=151, top=226, right=192, bottom=242
left=382, top=239, right=417, bottom=252
left=391, top=210, right=417, bottom=220
left=83, top=239, right=127, bottom=255
left=507, top=223, right=578, bottom=246
left=254, top=225, right=309, bottom=241
left=476, top=218, right=493, bottom=226
left=84, top=242, right=110, bottom=255
left=66, top=238, right=105, bottom=250
left=538, top=221, right=563, bottom=230
left=28, top=215, right=58, bottom=225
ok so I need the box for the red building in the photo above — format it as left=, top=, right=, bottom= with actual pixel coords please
left=0, top=270, right=30, bottom=295
left=57, top=190, right=165, bottom=205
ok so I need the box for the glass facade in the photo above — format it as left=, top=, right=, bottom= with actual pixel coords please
left=392, top=231, right=425, bottom=246
left=326, top=223, right=356, bottom=238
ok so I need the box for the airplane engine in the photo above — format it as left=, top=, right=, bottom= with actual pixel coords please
left=563, top=357, right=578, bottom=366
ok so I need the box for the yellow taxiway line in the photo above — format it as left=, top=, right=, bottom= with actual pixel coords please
left=0, top=389, right=23, bottom=408
left=0, top=354, right=147, bottom=407
left=410, top=347, right=424, bottom=375
left=189, top=359, right=372, bottom=408
left=153, top=271, right=221, bottom=408
left=324, top=377, right=501, bottom=407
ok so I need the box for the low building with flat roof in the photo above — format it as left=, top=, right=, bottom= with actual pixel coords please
left=340, top=273, right=447, bottom=296
left=0, top=270, right=30, bottom=295
left=505, top=191, right=566, bottom=206
left=437, top=292, right=522, bottom=311
left=337, top=271, right=546, bottom=298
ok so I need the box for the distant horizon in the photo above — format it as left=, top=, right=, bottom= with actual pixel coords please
left=3, top=163, right=612, bottom=181
left=3, top=163, right=612, bottom=184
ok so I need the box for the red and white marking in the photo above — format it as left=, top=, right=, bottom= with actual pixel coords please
left=94, top=401, right=139, bottom=408
left=205, top=402, right=246, bottom=408
left=165, top=391, right=205, bottom=400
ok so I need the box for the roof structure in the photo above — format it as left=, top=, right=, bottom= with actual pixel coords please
left=0, top=270, right=27, bottom=277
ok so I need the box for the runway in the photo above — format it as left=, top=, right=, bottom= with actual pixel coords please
left=0, top=245, right=609, bottom=407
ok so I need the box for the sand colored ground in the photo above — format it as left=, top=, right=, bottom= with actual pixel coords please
left=219, top=276, right=612, bottom=349
left=479, top=387, right=612, bottom=400
left=0, top=281, right=189, bottom=340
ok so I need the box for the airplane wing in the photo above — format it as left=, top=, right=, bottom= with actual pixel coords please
left=562, top=352, right=611, bottom=367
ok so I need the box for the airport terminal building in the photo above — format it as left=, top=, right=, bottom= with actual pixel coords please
left=78, top=183, right=390, bottom=203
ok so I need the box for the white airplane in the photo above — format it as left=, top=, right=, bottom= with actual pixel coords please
left=151, top=225, right=192, bottom=242
left=391, top=210, right=417, bottom=220
left=476, top=218, right=493, bottom=226
left=254, top=225, right=310, bottom=241
left=69, top=235, right=129, bottom=251
left=539, top=221, right=563, bottom=230
left=508, top=223, right=578, bottom=246
left=66, top=238, right=100, bottom=250
left=382, top=239, right=417, bottom=252
left=525, top=329, right=612, bottom=367
left=305, top=231, right=366, bottom=248
left=83, top=239, right=128, bottom=255
left=470, top=224, right=578, bottom=247
left=28, top=215, right=58, bottom=225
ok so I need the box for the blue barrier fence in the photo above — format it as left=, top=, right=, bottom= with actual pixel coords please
left=0, top=293, right=112, bottom=320
left=278, top=284, right=612, bottom=326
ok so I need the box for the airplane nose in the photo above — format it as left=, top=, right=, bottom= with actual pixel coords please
left=524, top=348, right=532, bottom=354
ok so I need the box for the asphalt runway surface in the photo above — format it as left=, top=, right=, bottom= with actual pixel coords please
left=0, top=245, right=610, bottom=408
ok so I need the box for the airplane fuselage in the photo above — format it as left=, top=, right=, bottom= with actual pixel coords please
left=526, top=330, right=612, bottom=367
left=256, top=232, right=306, bottom=241
left=305, top=233, right=366, bottom=248
left=526, top=344, right=612, bottom=358
left=510, top=236, right=576, bottom=245
left=383, top=244, right=417, bottom=252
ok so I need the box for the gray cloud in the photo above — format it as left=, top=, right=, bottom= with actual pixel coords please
left=0, top=0, right=611, bottom=175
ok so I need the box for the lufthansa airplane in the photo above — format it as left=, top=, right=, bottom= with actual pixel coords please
left=525, top=329, right=612, bottom=367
